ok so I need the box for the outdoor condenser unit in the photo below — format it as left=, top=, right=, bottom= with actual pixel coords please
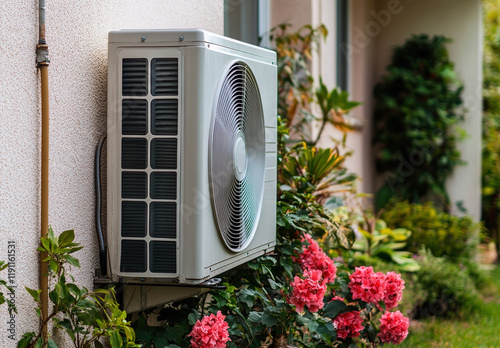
left=107, top=29, right=277, bottom=285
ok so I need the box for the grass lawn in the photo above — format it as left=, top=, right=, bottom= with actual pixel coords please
left=388, top=265, right=500, bottom=348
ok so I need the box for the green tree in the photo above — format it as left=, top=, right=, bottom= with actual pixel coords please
left=482, top=0, right=500, bottom=251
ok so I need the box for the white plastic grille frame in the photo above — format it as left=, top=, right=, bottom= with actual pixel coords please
left=116, top=48, right=182, bottom=278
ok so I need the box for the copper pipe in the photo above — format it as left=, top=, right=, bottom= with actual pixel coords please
left=39, top=63, right=49, bottom=342
left=37, top=0, right=49, bottom=342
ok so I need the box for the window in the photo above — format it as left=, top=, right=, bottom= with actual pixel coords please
left=224, top=0, right=261, bottom=46
left=336, top=0, right=349, bottom=91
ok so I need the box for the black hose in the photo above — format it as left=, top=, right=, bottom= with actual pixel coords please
left=95, top=135, right=107, bottom=276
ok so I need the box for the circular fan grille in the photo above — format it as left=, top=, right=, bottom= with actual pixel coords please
left=210, top=61, right=266, bottom=252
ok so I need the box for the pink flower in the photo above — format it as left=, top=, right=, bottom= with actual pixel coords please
left=349, top=266, right=386, bottom=304
left=298, top=234, right=337, bottom=284
left=383, top=272, right=405, bottom=310
left=333, top=311, right=365, bottom=339
left=189, top=311, right=231, bottom=348
left=378, top=310, right=409, bottom=345
left=288, top=269, right=327, bottom=313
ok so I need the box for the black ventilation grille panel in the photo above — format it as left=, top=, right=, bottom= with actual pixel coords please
left=150, top=172, right=177, bottom=200
left=151, top=138, right=177, bottom=169
left=122, top=172, right=147, bottom=199
left=122, top=58, right=148, bottom=96
left=121, top=201, right=147, bottom=237
left=150, top=241, right=176, bottom=273
left=122, top=99, right=148, bottom=135
left=122, top=138, right=148, bottom=169
left=150, top=202, right=176, bottom=238
left=119, top=54, right=179, bottom=276
left=152, top=99, right=178, bottom=135
left=152, top=58, right=178, bottom=96
left=121, top=240, right=147, bottom=272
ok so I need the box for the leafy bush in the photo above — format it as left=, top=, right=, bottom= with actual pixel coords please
left=381, top=201, right=479, bottom=261
left=350, top=218, right=420, bottom=272
left=19, top=228, right=139, bottom=348
left=482, top=0, right=500, bottom=250
left=372, top=34, right=465, bottom=210
left=409, top=250, right=478, bottom=319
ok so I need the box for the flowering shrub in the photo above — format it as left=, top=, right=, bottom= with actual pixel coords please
left=188, top=311, right=231, bottom=348
left=289, top=269, right=327, bottom=313
left=349, top=266, right=387, bottom=304
left=349, top=266, right=405, bottom=310
left=333, top=311, right=364, bottom=339
left=298, top=234, right=337, bottom=283
left=133, top=25, right=408, bottom=348
left=384, top=271, right=406, bottom=310
left=378, top=310, right=409, bottom=344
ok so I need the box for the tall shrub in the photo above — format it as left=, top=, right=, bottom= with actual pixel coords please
left=482, top=0, right=500, bottom=251
left=381, top=201, right=479, bottom=262
left=372, top=34, right=465, bottom=211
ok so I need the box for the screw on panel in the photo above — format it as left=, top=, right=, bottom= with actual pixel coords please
left=179, top=36, right=184, bottom=42
left=141, top=36, right=146, bottom=42
left=140, top=277, right=146, bottom=282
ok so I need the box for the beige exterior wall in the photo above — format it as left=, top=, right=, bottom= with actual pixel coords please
left=0, top=1, right=222, bottom=346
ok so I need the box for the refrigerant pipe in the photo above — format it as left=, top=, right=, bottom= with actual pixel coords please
left=36, top=0, right=50, bottom=342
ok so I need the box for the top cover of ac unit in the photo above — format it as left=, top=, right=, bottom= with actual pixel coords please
left=107, top=29, right=277, bottom=285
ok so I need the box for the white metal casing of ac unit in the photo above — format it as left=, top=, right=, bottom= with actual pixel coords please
left=107, top=29, right=277, bottom=285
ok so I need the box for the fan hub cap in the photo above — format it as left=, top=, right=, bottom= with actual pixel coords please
left=234, top=133, right=247, bottom=180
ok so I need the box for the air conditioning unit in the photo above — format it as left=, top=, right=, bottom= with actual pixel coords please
left=107, top=29, right=277, bottom=285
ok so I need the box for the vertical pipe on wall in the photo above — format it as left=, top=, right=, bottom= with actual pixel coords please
left=36, top=0, right=50, bottom=342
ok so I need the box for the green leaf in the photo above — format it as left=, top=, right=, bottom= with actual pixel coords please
left=25, top=287, right=42, bottom=302
left=268, top=278, right=282, bottom=290
left=188, top=312, right=199, bottom=326
left=34, top=337, right=43, bottom=348
left=316, top=322, right=337, bottom=342
left=238, top=288, right=256, bottom=307
left=47, top=339, right=59, bottom=348
left=110, top=330, right=122, bottom=348
left=41, top=237, right=51, bottom=252
left=248, top=311, right=262, bottom=323
left=261, top=310, right=278, bottom=327
left=323, top=300, right=346, bottom=318
left=18, top=332, right=36, bottom=348
left=63, top=255, right=81, bottom=268
left=123, top=325, right=135, bottom=342
left=308, top=319, right=319, bottom=333
left=49, top=260, right=59, bottom=273
left=247, top=261, right=259, bottom=270
left=152, top=335, right=169, bottom=347
left=58, top=229, right=75, bottom=245
left=48, top=226, right=55, bottom=240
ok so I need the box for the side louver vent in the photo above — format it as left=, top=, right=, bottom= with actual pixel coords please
left=152, top=58, right=178, bottom=96
left=119, top=56, right=179, bottom=276
left=122, top=58, right=148, bottom=96
left=210, top=62, right=266, bottom=252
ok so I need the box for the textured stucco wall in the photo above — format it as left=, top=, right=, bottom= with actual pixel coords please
left=0, top=1, right=222, bottom=346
